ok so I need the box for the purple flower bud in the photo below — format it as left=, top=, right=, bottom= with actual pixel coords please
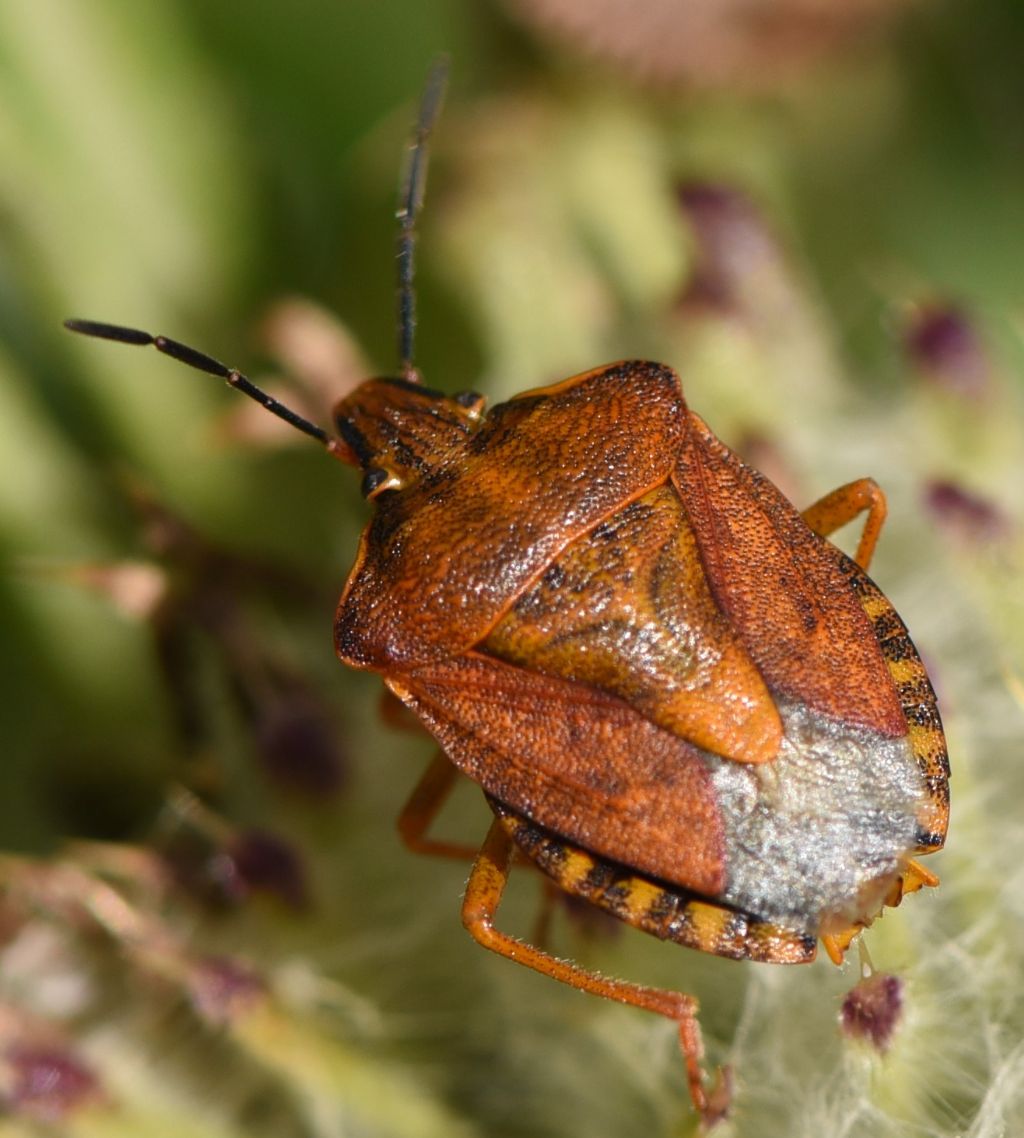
left=905, top=304, right=989, bottom=398
left=676, top=183, right=778, bottom=315
left=254, top=698, right=348, bottom=798
left=5, top=1045, right=100, bottom=1120
left=924, top=479, right=1010, bottom=546
left=840, top=972, right=903, bottom=1053
left=229, top=829, right=309, bottom=911
left=188, top=955, right=264, bottom=1026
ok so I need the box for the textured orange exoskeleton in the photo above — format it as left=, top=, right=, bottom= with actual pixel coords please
left=65, top=60, right=949, bottom=1129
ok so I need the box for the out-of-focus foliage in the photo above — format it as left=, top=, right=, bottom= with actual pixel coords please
left=505, top=0, right=925, bottom=88
left=1, top=1, right=1023, bottom=1135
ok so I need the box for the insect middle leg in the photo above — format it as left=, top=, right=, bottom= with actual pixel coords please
left=397, top=753, right=567, bottom=945
left=463, top=817, right=727, bottom=1125
left=397, top=751, right=482, bottom=860
left=801, top=477, right=887, bottom=571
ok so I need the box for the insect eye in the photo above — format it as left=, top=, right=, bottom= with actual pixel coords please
left=453, top=391, right=486, bottom=419
left=361, top=466, right=403, bottom=500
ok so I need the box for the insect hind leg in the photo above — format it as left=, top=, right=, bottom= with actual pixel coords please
left=462, top=817, right=730, bottom=1126
left=801, top=477, right=887, bottom=571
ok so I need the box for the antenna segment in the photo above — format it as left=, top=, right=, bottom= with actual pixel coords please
left=65, top=58, right=451, bottom=455
left=63, top=318, right=349, bottom=459
left=396, top=56, right=449, bottom=384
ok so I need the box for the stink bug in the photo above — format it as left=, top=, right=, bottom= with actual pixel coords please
left=65, top=59, right=949, bottom=1125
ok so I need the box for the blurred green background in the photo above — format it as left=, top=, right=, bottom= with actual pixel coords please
left=1, top=0, right=1023, bottom=1135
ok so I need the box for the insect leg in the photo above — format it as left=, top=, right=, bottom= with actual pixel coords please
left=463, top=818, right=726, bottom=1124
left=396, top=751, right=481, bottom=860
left=801, top=477, right=888, bottom=571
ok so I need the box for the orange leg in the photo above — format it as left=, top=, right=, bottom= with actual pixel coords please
left=396, top=751, right=481, bottom=861
left=462, top=818, right=729, bottom=1127
left=801, top=477, right=887, bottom=571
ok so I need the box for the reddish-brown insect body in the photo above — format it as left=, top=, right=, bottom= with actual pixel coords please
left=66, top=61, right=949, bottom=1127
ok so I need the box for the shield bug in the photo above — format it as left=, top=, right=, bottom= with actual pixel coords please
left=65, top=59, right=949, bottom=1125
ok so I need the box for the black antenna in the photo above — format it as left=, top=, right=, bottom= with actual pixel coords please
left=396, top=56, right=449, bottom=384
left=63, top=319, right=347, bottom=458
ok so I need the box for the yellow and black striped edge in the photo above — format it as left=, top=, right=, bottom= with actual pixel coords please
left=489, top=797, right=816, bottom=966
left=838, top=554, right=950, bottom=852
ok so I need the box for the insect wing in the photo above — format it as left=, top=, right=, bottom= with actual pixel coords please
left=388, top=650, right=728, bottom=897
left=484, top=483, right=783, bottom=764
left=674, top=413, right=908, bottom=739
